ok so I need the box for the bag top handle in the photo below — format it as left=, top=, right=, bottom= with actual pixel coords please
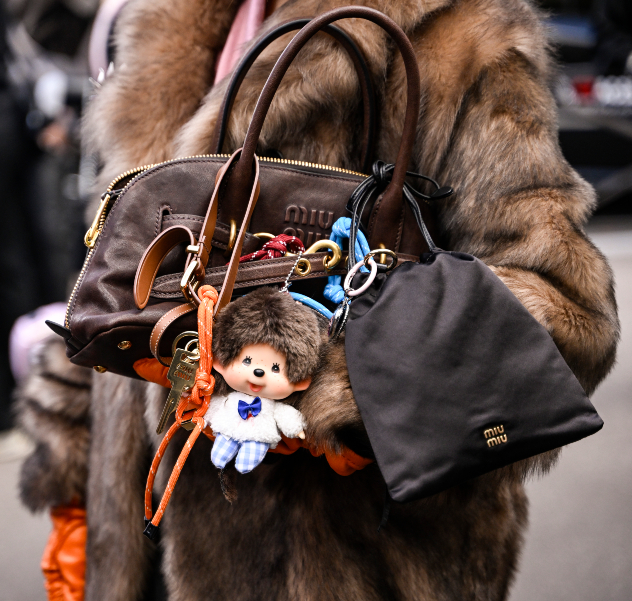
left=228, top=6, right=420, bottom=222
left=211, top=19, right=377, bottom=174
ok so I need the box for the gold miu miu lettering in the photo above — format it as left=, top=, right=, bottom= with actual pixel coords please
left=484, top=425, right=507, bottom=447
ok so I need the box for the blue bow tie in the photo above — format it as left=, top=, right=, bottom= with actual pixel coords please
left=238, top=397, right=262, bottom=420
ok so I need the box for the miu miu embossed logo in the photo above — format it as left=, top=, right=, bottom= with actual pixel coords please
left=283, top=205, right=334, bottom=246
left=484, top=425, right=507, bottom=448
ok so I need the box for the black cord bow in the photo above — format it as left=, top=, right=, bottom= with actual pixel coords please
left=347, top=161, right=453, bottom=268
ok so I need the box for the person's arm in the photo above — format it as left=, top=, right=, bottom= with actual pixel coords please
left=17, top=337, right=91, bottom=511
left=434, top=48, right=619, bottom=396
left=16, top=338, right=91, bottom=601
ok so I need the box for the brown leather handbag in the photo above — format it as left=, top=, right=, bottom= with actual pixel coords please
left=52, top=6, right=436, bottom=378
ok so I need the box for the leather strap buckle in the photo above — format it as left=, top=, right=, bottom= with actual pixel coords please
left=180, top=260, right=201, bottom=302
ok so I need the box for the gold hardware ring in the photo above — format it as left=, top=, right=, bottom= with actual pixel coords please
left=364, top=248, right=398, bottom=271
left=304, top=239, right=342, bottom=270
left=294, top=258, right=312, bottom=277
left=226, top=220, right=237, bottom=252
left=253, top=232, right=275, bottom=241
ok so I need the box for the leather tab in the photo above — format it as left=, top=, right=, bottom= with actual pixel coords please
left=134, top=226, right=196, bottom=309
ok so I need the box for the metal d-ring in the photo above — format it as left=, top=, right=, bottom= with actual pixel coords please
left=364, top=248, right=398, bottom=271
left=253, top=232, right=275, bottom=242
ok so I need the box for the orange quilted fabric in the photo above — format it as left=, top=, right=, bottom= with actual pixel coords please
left=41, top=505, right=87, bottom=601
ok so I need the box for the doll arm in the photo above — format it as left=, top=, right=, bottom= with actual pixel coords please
left=273, top=403, right=306, bottom=439
left=204, top=394, right=227, bottom=429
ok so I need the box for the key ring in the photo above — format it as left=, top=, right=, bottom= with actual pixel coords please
left=363, top=248, right=398, bottom=271
left=171, top=331, right=199, bottom=357
left=184, top=338, right=200, bottom=361
left=344, top=256, right=378, bottom=297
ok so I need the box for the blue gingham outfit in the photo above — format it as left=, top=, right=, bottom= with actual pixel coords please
left=211, top=433, right=270, bottom=473
left=205, top=391, right=305, bottom=474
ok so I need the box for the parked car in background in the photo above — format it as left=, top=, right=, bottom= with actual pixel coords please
left=542, top=0, right=632, bottom=213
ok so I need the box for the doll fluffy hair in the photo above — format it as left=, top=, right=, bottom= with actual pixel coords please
left=212, top=287, right=321, bottom=383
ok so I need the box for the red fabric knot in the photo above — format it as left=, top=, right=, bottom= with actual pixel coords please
left=239, top=234, right=305, bottom=263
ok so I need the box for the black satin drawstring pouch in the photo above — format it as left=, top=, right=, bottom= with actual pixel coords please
left=344, top=163, right=603, bottom=502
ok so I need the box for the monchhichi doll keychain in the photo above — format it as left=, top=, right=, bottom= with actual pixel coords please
left=143, top=283, right=321, bottom=536
left=205, top=286, right=321, bottom=475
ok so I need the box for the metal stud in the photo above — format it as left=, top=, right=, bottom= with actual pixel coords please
left=93, top=366, right=107, bottom=373
left=118, top=340, right=132, bottom=350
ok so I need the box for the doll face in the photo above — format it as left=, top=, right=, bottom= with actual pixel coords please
left=213, top=343, right=311, bottom=400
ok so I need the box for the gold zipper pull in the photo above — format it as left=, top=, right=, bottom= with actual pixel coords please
left=84, top=193, right=111, bottom=248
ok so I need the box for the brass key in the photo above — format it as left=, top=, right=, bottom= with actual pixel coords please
left=156, top=348, right=199, bottom=434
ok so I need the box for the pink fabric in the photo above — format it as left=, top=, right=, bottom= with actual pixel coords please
left=88, top=0, right=129, bottom=80
left=214, top=0, right=267, bottom=84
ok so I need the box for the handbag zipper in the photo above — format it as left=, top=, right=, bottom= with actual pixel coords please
left=65, top=154, right=366, bottom=328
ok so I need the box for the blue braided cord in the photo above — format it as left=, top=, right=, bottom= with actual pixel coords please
left=289, top=292, right=333, bottom=319
left=324, top=217, right=370, bottom=304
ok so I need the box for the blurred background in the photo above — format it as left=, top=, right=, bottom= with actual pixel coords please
left=0, top=0, right=631, bottom=599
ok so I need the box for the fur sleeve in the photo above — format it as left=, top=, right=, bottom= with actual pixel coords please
left=434, top=48, right=619, bottom=395
left=273, top=402, right=305, bottom=439
left=84, top=0, right=238, bottom=192
left=16, top=337, right=92, bottom=511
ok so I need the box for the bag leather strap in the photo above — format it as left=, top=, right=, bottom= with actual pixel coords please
left=149, top=250, right=420, bottom=297
left=133, top=152, right=238, bottom=309
left=222, top=6, right=421, bottom=253
left=210, top=20, right=376, bottom=174
left=136, top=149, right=261, bottom=361
left=212, top=152, right=261, bottom=314
left=149, top=302, right=197, bottom=365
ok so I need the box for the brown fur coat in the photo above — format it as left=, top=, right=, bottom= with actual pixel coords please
left=17, top=0, right=619, bottom=600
